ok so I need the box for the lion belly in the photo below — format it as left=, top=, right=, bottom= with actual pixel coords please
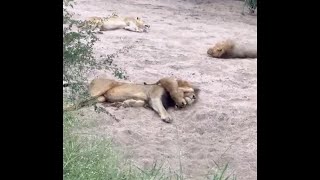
left=104, top=84, right=152, bottom=102
left=100, top=20, right=127, bottom=30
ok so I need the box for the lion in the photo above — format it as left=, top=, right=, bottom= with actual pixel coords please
left=177, top=80, right=197, bottom=105
left=80, top=15, right=150, bottom=33
left=143, top=77, right=195, bottom=108
left=207, top=39, right=257, bottom=58
left=64, top=78, right=199, bottom=123
left=100, top=16, right=150, bottom=33
left=77, top=14, right=118, bottom=29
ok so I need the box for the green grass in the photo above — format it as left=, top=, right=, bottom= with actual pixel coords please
left=63, top=0, right=238, bottom=178
left=209, top=163, right=236, bottom=180
left=63, top=113, right=172, bottom=180
left=63, top=112, right=237, bottom=180
left=242, top=0, right=257, bottom=15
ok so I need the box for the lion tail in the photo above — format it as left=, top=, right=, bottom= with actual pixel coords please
left=63, top=96, right=98, bottom=112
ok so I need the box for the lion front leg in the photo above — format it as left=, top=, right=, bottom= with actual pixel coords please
left=107, top=99, right=146, bottom=108
left=124, top=22, right=143, bottom=33
left=120, top=99, right=146, bottom=108
left=124, top=99, right=146, bottom=107
left=148, top=98, right=173, bottom=123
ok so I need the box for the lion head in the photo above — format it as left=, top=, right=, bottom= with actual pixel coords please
left=135, top=17, right=150, bottom=31
left=207, top=39, right=235, bottom=58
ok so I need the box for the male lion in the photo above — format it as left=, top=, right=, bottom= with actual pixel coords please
left=143, top=77, right=195, bottom=108
left=207, top=39, right=257, bottom=58
left=64, top=78, right=199, bottom=123
left=80, top=15, right=150, bottom=33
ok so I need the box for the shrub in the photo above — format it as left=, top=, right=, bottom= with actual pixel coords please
left=63, top=0, right=128, bottom=102
left=242, top=0, right=257, bottom=14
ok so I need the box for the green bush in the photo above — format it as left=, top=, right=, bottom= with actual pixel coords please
left=64, top=112, right=237, bottom=180
left=63, top=1, right=238, bottom=179
left=243, top=0, right=257, bottom=14
left=63, top=113, right=180, bottom=180
left=63, top=0, right=128, bottom=102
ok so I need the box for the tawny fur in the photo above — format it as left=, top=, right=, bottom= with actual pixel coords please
left=144, top=78, right=195, bottom=108
left=207, top=39, right=257, bottom=58
left=156, top=78, right=186, bottom=108
left=78, top=14, right=118, bottom=29
left=78, top=15, right=150, bottom=33
left=176, top=79, right=197, bottom=105
left=100, top=16, right=150, bottom=32
left=177, top=79, right=195, bottom=93
left=63, top=78, right=124, bottom=112
left=64, top=78, right=198, bottom=123
left=78, top=14, right=150, bottom=33
left=89, top=78, right=124, bottom=101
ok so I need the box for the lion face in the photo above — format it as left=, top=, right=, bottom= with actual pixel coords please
left=172, top=91, right=187, bottom=108
left=174, top=91, right=197, bottom=108
left=175, top=100, right=187, bottom=108
left=184, top=92, right=196, bottom=105
left=135, top=17, right=150, bottom=30
left=207, top=46, right=226, bottom=58
left=207, top=40, right=235, bottom=58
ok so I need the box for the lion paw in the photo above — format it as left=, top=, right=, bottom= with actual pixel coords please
left=161, top=115, right=173, bottom=123
left=109, top=102, right=124, bottom=108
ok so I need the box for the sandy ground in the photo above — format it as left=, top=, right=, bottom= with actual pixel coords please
left=68, top=0, right=257, bottom=179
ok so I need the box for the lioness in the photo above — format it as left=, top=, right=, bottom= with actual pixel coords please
left=64, top=78, right=198, bottom=123
left=143, top=77, right=195, bottom=108
left=101, top=16, right=150, bottom=32
left=207, top=39, right=257, bottom=58
left=81, top=15, right=150, bottom=33
left=78, top=17, right=107, bottom=29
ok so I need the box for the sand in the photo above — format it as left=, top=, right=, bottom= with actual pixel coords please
left=68, top=0, right=257, bottom=179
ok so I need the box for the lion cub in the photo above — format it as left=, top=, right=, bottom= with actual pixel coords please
left=144, top=78, right=194, bottom=108
left=207, top=39, right=257, bottom=58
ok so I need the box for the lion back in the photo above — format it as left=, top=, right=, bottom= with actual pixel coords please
left=89, top=78, right=120, bottom=97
